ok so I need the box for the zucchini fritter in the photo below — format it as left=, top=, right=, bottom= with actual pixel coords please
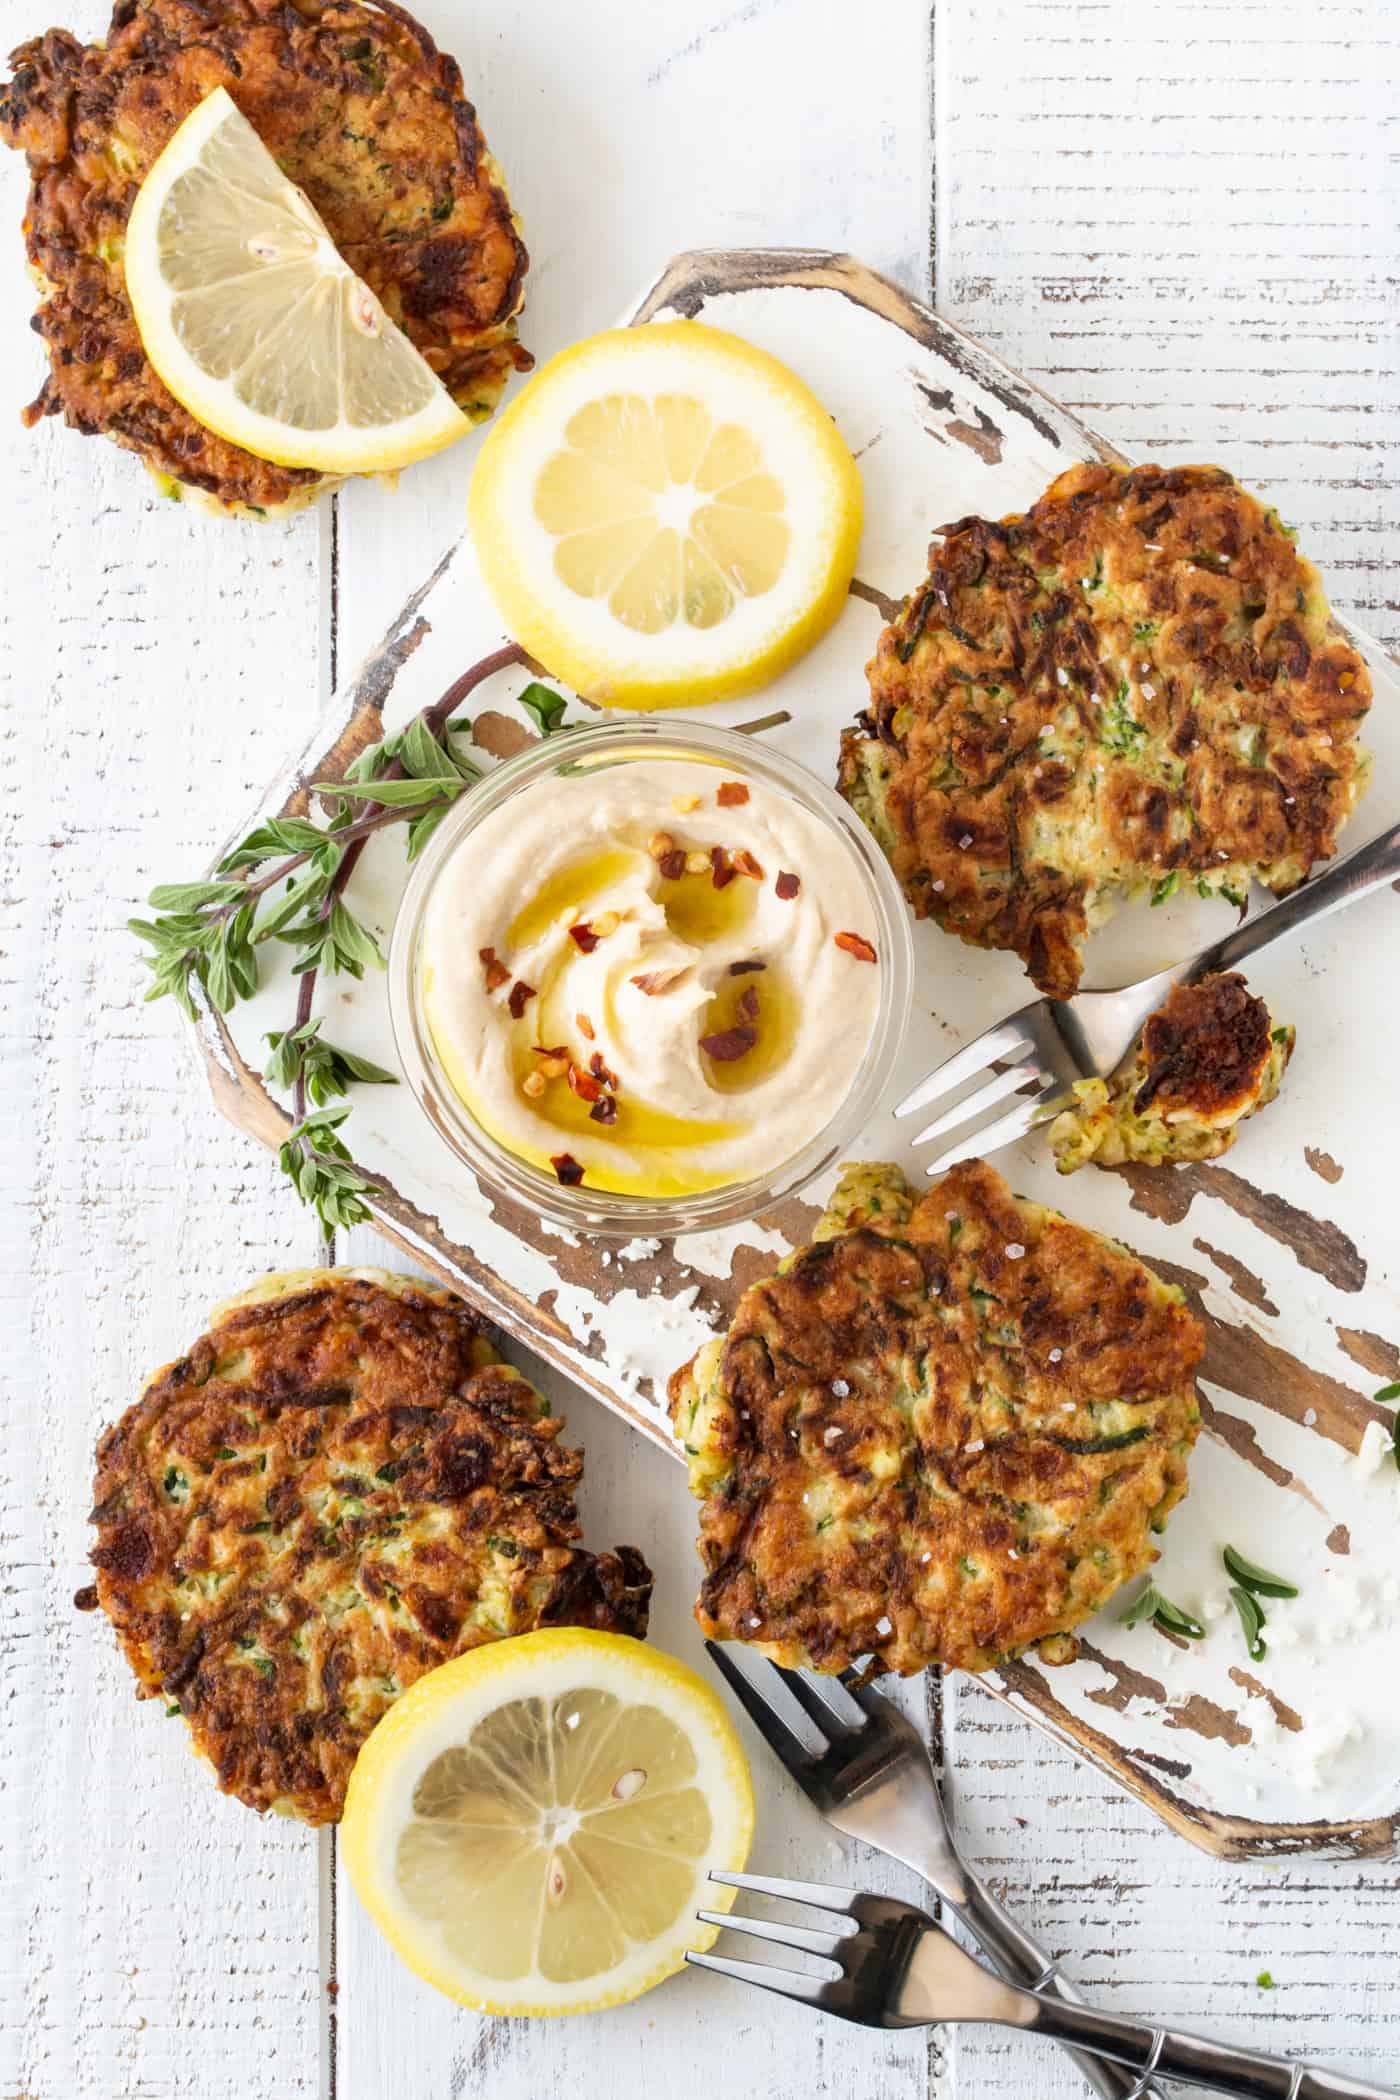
left=0, top=0, right=530, bottom=513
left=841, top=463, right=1370, bottom=995
left=85, top=1270, right=651, bottom=1823
left=670, top=1160, right=1203, bottom=1677
left=1049, top=971, right=1293, bottom=1173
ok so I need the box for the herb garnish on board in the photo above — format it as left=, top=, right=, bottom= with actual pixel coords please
left=130, top=643, right=563, bottom=1230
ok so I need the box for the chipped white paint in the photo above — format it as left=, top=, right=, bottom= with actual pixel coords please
left=202, top=247, right=1400, bottom=1852
left=2, top=3, right=1396, bottom=2099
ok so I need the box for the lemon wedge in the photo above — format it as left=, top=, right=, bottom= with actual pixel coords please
left=340, top=1629, right=754, bottom=2015
left=124, top=87, right=468, bottom=477
left=467, top=321, right=863, bottom=708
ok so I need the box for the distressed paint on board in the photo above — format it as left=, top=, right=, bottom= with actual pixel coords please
left=196, top=250, right=1400, bottom=1858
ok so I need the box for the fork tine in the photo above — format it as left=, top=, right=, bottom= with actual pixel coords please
left=709, top=1868, right=860, bottom=1915
left=704, top=1642, right=822, bottom=1774
left=908, top=1059, right=1043, bottom=1147
left=772, top=1665, right=862, bottom=1739
left=684, top=1950, right=836, bottom=2008
left=695, top=1908, right=849, bottom=1962
left=893, top=1017, right=1036, bottom=1121
left=918, top=1081, right=1065, bottom=1176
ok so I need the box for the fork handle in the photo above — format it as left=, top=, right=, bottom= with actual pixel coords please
left=953, top=1864, right=1168, bottom=2100
left=1203, top=816, right=1400, bottom=979
left=1009, top=1987, right=1394, bottom=2100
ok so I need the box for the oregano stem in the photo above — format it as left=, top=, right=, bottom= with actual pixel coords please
left=222, top=640, right=530, bottom=917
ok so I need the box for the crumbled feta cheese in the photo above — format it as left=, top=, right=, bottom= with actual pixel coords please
left=1354, top=1419, right=1393, bottom=1475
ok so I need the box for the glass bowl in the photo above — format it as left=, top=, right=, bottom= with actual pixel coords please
left=388, top=718, right=913, bottom=1237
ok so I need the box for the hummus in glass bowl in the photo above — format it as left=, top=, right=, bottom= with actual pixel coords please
left=389, top=720, right=912, bottom=1234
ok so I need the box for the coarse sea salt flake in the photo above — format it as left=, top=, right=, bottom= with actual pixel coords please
left=1005, top=1242, right=1025, bottom=1259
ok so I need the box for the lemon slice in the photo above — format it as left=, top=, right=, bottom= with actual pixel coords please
left=340, top=1629, right=754, bottom=2015
left=467, top=321, right=863, bottom=708
left=124, top=87, right=468, bottom=476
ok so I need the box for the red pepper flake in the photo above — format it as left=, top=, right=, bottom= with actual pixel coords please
left=710, top=846, right=737, bottom=890
left=589, top=1051, right=619, bottom=1090
left=775, top=871, right=800, bottom=900
left=568, top=922, right=600, bottom=953
left=551, top=1153, right=584, bottom=1186
left=700, top=1025, right=757, bottom=1063
left=575, top=1012, right=596, bottom=1041
left=730, top=848, right=765, bottom=881
left=658, top=849, right=687, bottom=882
left=478, top=945, right=510, bottom=992
left=507, top=979, right=536, bottom=1019
left=589, top=1094, right=619, bottom=1125
left=728, top=958, right=766, bottom=975
left=717, top=781, right=750, bottom=807
left=736, top=985, right=760, bottom=1024
left=630, top=968, right=687, bottom=996
left=834, top=931, right=878, bottom=963
left=567, top=1064, right=602, bottom=1102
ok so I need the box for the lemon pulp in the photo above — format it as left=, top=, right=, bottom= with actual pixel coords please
left=341, top=1630, right=754, bottom=2016
left=468, top=321, right=863, bottom=708
left=124, top=87, right=467, bottom=476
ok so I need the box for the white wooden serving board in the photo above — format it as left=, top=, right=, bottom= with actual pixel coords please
left=191, top=249, right=1400, bottom=1859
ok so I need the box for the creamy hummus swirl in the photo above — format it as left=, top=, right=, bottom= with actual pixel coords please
left=419, top=755, right=883, bottom=1196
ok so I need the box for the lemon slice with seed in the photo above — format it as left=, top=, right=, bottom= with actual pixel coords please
left=467, top=321, right=863, bottom=708
left=124, top=87, right=468, bottom=477
left=340, top=1629, right=754, bottom=2015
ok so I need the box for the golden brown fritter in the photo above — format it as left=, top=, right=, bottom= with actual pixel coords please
left=841, top=463, right=1371, bottom=995
left=1049, top=971, right=1293, bottom=1172
left=83, top=1271, right=651, bottom=1822
left=670, top=1160, right=1203, bottom=1677
left=0, top=0, right=530, bottom=512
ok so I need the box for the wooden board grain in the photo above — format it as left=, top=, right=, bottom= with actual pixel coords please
left=191, top=246, right=1400, bottom=1863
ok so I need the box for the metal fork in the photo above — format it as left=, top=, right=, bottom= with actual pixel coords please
left=691, top=1871, right=1395, bottom=2100
left=705, top=1644, right=1157, bottom=2100
left=894, top=815, right=1400, bottom=1173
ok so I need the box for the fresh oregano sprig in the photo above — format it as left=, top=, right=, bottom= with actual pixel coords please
left=130, top=640, right=540, bottom=1230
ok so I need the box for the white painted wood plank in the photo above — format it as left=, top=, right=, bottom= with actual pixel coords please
left=0, top=0, right=329, bottom=2085
left=933, top=0, right=1400, bottom=2091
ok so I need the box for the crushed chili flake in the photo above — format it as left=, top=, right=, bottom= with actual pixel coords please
left=730, top=848, right=765, bottom=881
left=589, top=1051, right=619, bottom=1090
left=567, top=1064, right=602, bottom=1102
left=710, top=846, right=737, bottom=890
left=568, top=922, right=600, bottom=953
left=478, top=945, right=510, bottom=992
left=736, top=985, right=760, bottom=1024
left=507, top=979, right=536, bottom=1019
left=658, top=849, right=687, bottom=882
left=834, top=931, right=877, bottom=963
left=728, top=958, right=766, bottom=975
left=550, top=1153, right=585, bottom=1186
left=575, top=1012, right=596, bottom=1040
left=589, top=1094, right=619, bottom=1125
left=775, top=871, right=801, bottom=900
left=717, top=781, right=750, bottom=807
left=700, top=1025, right=757, bottom=1063
left=630, top=967, right=687, bottom=996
